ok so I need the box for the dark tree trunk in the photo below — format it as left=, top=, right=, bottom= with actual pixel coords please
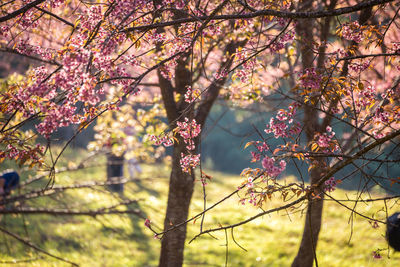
left=106, top=153, right=124, bottom=192
left=151, top=2, right=242, bottom=263
left=292, top=3, right=372, bottom=266
left=291, top=101, right=326, bottom=267
left=158, top=143, right=195, bottom=267
left=291, top=168, right=324, bottom=267
left=291, top=1, right=324, bottom=266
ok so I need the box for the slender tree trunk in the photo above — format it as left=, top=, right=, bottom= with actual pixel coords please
left=292, top=3, right=372, bottom=265
left=106, top=153, right=124, bottom=192
left=158, top=143, right=195, bottom=267
left=291, top=100, right=325, bottom=267
left=152, top=2, right=241, bottom=262
left=291, top=168, right=324, bottom=267
left=291, top=0, right=325, bottom=266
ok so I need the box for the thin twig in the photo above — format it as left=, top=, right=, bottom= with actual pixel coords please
left=0, top=226, right=79, bottom=266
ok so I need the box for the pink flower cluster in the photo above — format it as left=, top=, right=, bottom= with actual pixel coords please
left=264, top=103, right=301, bottom=138
left=246, top=176, right=254, bottom=188
left=341, top=22, right=363, bottom=43
left=176, top=118, right=201, bottom=151
left=213, top=69, right=228, bottom=80
left=36, top=103, right=80, bottom=136
left=238, top=178, right=259, bottom=206
left=110, top=0, right=149, bottom=21
left=235, top=69, right=250, bottom=83
left=249, top=141, right=269, bottom=162
left=234, top=50, right=258, bottom=84
left=184, top=86, right=201, bottom=103
left=80, top=6, right=103, bottom=32
left=176, top=118, right=202, bottom=173
left=15, top=3, right=145, bottom=137
left=314, top=126, right=338, bottom=152
left=354, top=85, right=375, bottom=111
left=148, top=134, right=174, bottom=147
left=265, top=118, right=288, bottom=138
left=15, top=39, right=54, bottom=61
left=144, top=218, right=151, bottom=228
left=372, top=250, right=382, bottom=259
left=251, top=151, right=261, bottom=162
left=179, top=153, right=200, bottom=173
left=162, top=0, right=185, bottom=9
left=0, top=0, right=157, bottom=160
left=50, top=0, right=65, bottom=8
left=299, top=68, right=321, bottom=90
left=79, top=73, right=100, bottom=105
left=256, top=142, right=269, bottom=152
left=151, top=32, right=167, bottom=43
left=0, top=25, right=9, bottom=37
left=19, top=9, right=39, bottom=29
left=392, top=42, right=400, bottom=53
left=372, top=88, right=399, bottom=127
left=269, top=31, right=294, bottom=53
left=349, top=60, right=371, bottom=73
left=375, top=108, right=390, bottom=124
left=324, top=177, right=337, bottom=192
left=148, top=119, right=202, bottom=173
left=240, top=191, right=258, bottom=206
left=204, top=23, right=222, bottom=37
left=261, top=156, right=286, bottom=177
left=0, top=143, right=44, bottom=166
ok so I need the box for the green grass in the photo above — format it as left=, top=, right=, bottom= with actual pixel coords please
left=1, top=147, right=400, bottom=266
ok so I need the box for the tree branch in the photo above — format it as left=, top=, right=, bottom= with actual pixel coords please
left=34, top=6, right=74, bottom=27
left=123, top=0, right=393, bottom=33
left=316, top=129, right=400, bottom=188
left=0, top=0, right=45, bottom=23
left=189, top=195, right=307, bottom=243
left=0, top=207, right=143, bottom=217
left=0, top=226, right=79, bottom=266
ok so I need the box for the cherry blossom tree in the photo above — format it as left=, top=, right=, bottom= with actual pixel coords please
left=1, top=0, right=400, bottom=267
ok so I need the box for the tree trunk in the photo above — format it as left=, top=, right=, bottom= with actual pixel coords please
left=291, top=0, right=325, bottom=265
left=291, top=101, right=326, bottom=267
left=158, top=143, right=195, bottom=267
left=292, top=3, right=372, bottom=265
left=106, top=153, right=124, bottom=192
left=291, top=168, right=324, bottom=267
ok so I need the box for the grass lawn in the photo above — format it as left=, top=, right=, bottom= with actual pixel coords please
left=1, top=147, right=399, bottom=266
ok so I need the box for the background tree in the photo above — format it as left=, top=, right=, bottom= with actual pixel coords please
left=172, top=2, right=400, bottom=267
left=1, top=1, right=400, bottom=267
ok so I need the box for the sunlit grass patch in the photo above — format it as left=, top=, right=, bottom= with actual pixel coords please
left=0, top=148, right=399, bottom=266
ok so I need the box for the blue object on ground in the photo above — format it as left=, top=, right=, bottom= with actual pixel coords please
left=1, top=171, right=20, bottom=194
left=387, top=212, right=400, bottom=251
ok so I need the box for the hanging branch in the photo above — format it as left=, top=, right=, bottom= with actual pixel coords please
left=123, top=0, right=394, bottom=32
left=0, top=0, right=45, bottom=23
left=0, top=226, right=79, bottom=266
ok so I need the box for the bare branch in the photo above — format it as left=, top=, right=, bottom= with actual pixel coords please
left=0, top=0, right=45, bottom=23
left=0, top=226, right=79, bottom=266
left=189, top=196, right=307, bottom=243
left=123, top=0, right=394, bottom=33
